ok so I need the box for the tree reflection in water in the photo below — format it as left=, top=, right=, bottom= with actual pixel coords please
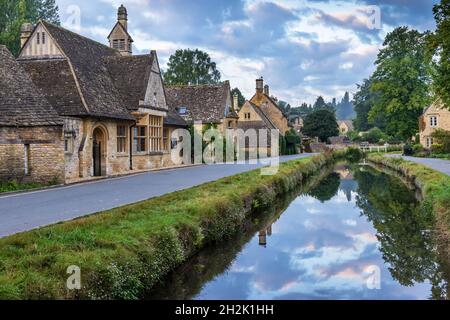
left=353, top=165, right=449, bottom=299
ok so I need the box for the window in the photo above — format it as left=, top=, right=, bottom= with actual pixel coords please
left=42, top=32, right=46, bottom=44
left=117, top=125, right=127, bottom=153
left=430, top=116, right=438, bottom=127
left=149, top=116, right=163, bottom=152
left=64, top=136, right=73, bottom=154
left=228, top=121, right=233, bottom=129
left=163, top=128, right=170, bottom=151
left=178, top=107, right=187, bottom=115
left=133, top=126, right=147, bottom=152
left=426, top=137, right=433, bottom=148
left=36, top=33, right=40, bottom=45
left=244, top=112, right=251, bottom=120
left=24, top=144, right=30, bottom=175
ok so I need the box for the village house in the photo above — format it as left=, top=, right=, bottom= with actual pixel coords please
left=247, top=77, right=290, bottom=135
left=165, top=81, right=239, bottom=134
left=0, top=46, right=64, bottom=184
left=337, top=120, right=354, bottom=135
left=289, top=115, right=303, bottom=134
left=0, top=5, right=187, bottom=184
left=419, top=101, right=450, bottom=148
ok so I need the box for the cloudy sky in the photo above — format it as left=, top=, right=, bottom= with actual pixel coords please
left=55, top=0, right=439, bottom=106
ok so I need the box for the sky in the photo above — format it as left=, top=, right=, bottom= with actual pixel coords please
left=55, top=0, right=439, bottom=106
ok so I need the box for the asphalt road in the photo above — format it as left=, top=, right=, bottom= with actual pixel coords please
left=0, top=154, right=313, bottom=238
left=386, top=154, right=450, bottom=176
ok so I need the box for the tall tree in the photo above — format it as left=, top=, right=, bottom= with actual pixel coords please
left=313, top=96, right=335, bottom=113
left=336, top=91, right=355, bottom=120
left=277, top=100, right=291, bottom=114
left=303, top=109, right=339, bottom=142
left=231, top=87, right=246, bottom=109
left=370, top=27, right=432, bottom=140
left=354, top=79, right=375, bottom=131
left=0, top=0, right=59, bottom=56
left=431, top=0, right=450, bottom=108
left=163, top=49, right=221, bottom=85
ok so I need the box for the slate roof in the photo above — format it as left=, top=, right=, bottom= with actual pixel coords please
left=19, top=59, right=86, bottom=117
left=0, top=46, right=62, bottom=127
left=104, top=54, right=154, bottom=111
left=164, top=110, right=188, bottom=127
left=19, top=21, right=133, bottom=120
left=165, top=82, right=231, bottom=124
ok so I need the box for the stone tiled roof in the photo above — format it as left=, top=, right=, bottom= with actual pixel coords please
left=164, top=110, right=188, bottom=127
left=249, top=102, right=277, bottom=130
left=36, top=21, right=133, bottom=120
left=165, top=82, right=231, bottom=124
left=0, top=46, right=62, bottom=127
left=104, top=53, right=154, bottom=111
left=19, top=59, right=86, bottom=117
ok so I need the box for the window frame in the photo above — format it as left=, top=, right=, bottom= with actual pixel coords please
left=133, top=126, right=147, bottom=153
left=429, top=116, right=438, bottom=127
left=149, top=116, right=163, bottom=152
left=117, top=125, right=127, bottom=153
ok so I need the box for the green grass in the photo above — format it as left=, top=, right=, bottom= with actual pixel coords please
left=368, top=154, right=450, bottom=264
left=0, top=180, right=50, bottom=194
left=0, top=151, right=348, bottom=300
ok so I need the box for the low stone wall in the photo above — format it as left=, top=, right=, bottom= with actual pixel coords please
left=0, top=126, right=65, bottom=184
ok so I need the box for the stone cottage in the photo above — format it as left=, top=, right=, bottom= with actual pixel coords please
left=248, top=77, right=289, bottom=135
left=0, top=46, right=64, bottom=184
left=165, top=81, right=239, bottom=133
left=7, top=5, right=186, bottom=183
left=338, top=120, right=354, bottom=135
left=419, top=101, right=450, bottom=148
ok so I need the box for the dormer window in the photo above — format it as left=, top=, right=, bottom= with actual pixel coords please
left=178, top=107, right=187, bottom=115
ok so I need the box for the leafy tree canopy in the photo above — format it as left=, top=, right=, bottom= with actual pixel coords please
left=369, top=26, right=432, bottom=140
left=302, top=108, right=339, bottom=142
left=431, top=0, right=450, bottom=108
left=163, top=49, right=221, bottom=85
left=0, top=0, right=60, bottom=56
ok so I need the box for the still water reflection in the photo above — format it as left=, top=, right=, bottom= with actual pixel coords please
left=148, top=165, right=449, bottom=300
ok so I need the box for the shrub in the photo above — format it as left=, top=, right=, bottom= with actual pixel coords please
left=403, top=143, right=414, bottom=156
left=413, top=144, right=424, bottom=153
left=431, top=129, right=450, bottom=154
left=361, top=127, right=387, bottom=144
left=345, top=147, right=364, bottom=163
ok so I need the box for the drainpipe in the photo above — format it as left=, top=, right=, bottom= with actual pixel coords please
left=129, top=122, right=136, bottom=170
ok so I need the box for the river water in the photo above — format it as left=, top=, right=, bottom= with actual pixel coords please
left=147, top=164, right=449, bottom=300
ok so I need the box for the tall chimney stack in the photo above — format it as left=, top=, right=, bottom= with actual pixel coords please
left=256, top=77, right=264, bottom=94
left=118, top=4, right=128, bottom=30
left=264, top=84, right=269, bottom=96
left=20, top=23, right=33, bottom=48
left=233, top=93, right=239, bottom=111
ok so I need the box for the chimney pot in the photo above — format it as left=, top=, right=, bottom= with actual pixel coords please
left=264, top=85, right=269, bottom=96
left=118, top=4, right=128, bottom=30
left=256, top=76, right=264, bottom=94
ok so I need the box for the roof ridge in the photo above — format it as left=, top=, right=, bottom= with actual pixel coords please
left=42, top=20, right=119, bottom=54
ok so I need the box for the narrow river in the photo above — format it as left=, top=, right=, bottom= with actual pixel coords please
left=147, top=164, right=449, bottom=300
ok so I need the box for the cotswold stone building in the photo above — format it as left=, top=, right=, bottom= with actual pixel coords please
left=246, top=77, right=289, bottom=135
left=419, top=101, right=450, bottom=148
left=165, top=81, right=239, bottom=133
left=0, top=46, right=64, bottom=184
left=0, top=5, right=187, bottom=184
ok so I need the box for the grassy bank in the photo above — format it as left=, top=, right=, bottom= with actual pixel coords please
left=0, top=151, right=349, bottom=299
left=368, top=154, right=450, bottom=262
left=0, top=180, right=56, bottom=194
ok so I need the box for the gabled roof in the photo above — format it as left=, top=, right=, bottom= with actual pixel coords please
left=246, top=101, right=277, bottom=130
left=107, top=21, right=134, bottom=42
left=250, top=92, right=286, bottom=116
left=0, top=46, right=62, bottom=127
left=338, top=120, right=354, bottom=131
left=165, top=82, right=231, bottom=124
left=104, top=53, right=154, bottom=111
left=21, top=21, right=133, bottom=120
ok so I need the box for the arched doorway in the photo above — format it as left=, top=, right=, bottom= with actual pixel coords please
left=92, top=127, right=107, bottom=176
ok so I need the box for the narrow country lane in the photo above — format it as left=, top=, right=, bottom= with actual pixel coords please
left=0, top=154, right=312, bottom=238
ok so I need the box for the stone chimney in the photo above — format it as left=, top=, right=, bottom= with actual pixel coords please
left=256, top=77, right=264, bottom=94
left=20, top=23, right=33, bottom=48
left=264, top=84, right=269, bottom=96
left=233, top=93, right=239, bottom=111
left=118, top=4, right=128, bottom=30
